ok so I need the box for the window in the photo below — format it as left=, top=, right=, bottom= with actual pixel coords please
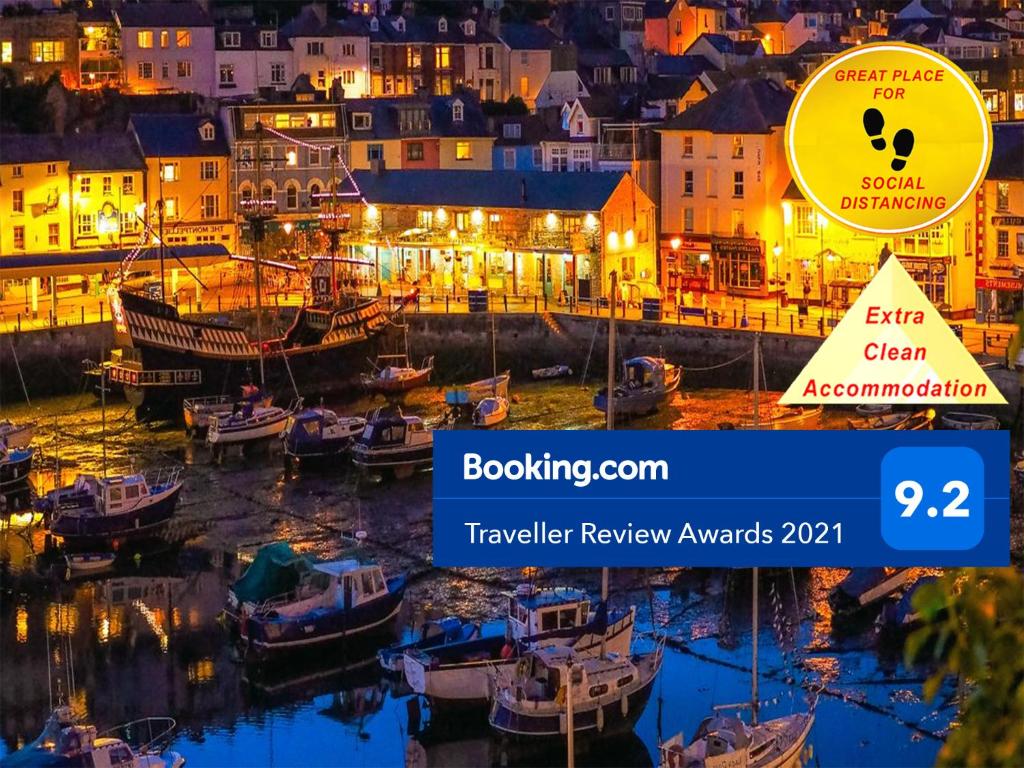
left=163, top=197, right=178, bottom=218
left=367, top=143, right=384, bottom=161
left=160, top=30, right=169, bottom=48
left=77, top=213, right=94, bottom=236
left=456, top=141, right=472, bottom=160
left=48, top=223, right=59, bottom=246
left=271, top=62, right=286, bottom=84
left=260, top=31, right=276, bottom=48
left=122, top=175, right=134, bottom=194
left=201, top=194, right=220, bottom=219
left=1, top=41, right=11, bottom=63
left=102, top=176, right=112, bottom=195
left=682, top=136, right=693, bottom=158
left=683, top=207, right=694, bottom=232
left=200, top=122, right=215, bottom=141
left=438, top=18, right=448, bottom=32
left=80, top=176, right=92, bottom=194
left=286, top=184, right=298, bottom=209
left=342, top=42, right=356, bottom=57
left=605, top=6, right=615, bottom=20
left=996, top=182, right=1010, bottom=211
left=435, top=46, right=450, bottom=69
left=480, top=45, right=494, bottom=69
left=370, top=45, right=382, bottom=69
left=306, top=41, right=324, bottom=56
left=161, top=62, right=169, bottom=79
left=13, top=225, right=24, bottom=249
left=572, top=146, right=591, bottom=171
left=1018, top=233, right=1024, bottom=256
left=308, top=146, right=320, bottom=166
left=176, top=29, right=191, bottom=48
left=138, top=30, right=154, bottom=49
left=161, top=162, right=179, bottom=182
left=732, top=209, right=745, bottom=235
left=12, top=189, right=23, bottom=214
left=47, top=163, right=58, bottom=176
left=533, top=146, right=543, bottom=167
left=503, top=123, right=522, bottom=139
left=683, top=170, right=693, bottom=196
left=222, top=31, right=241, bottom=48
left=31, top=40, right=65, bottom=62
left=795, top=205, right=817, bottom=236
left=406, top=141, right=424, bottom=161
left=732, top=136, right=744, bottom=158
left=733, top=171, right=744, bottom=198
left=219, top=64, right=235, bottom=85
left=11, top=165, right=21, bottom=178
left=200, top=161, right=218, bottom=180
left=341, top=69, right=355, bottom=85
left=138, top=61, right=153, bottom=79
left=177, top=60, right=192, bottom=78
left=550, top=146, right=568, bottom=172
left=504, top=148, right=515, bottom=169
left=997, top=230, right=1009, bottom=258
left=120, top=211, right=138, bottom=233
left=316, top=70, right=326, bottom=88
left=452, top=101, right=463, bottom=122
left=352, top=112, right=372, bottom=130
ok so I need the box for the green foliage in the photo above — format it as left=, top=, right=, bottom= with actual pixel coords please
left=904, top=568, right=1024, bottom=767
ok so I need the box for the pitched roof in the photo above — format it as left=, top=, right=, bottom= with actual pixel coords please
left=658, top=77, right=794, bottom=133
left=989, top=122, right=1024, bottom=180
left=115, top=2, right=213, bottom=28
left=0, top=134, right=66, bottom=165
left=342, top=93, right=490, bottom=139
left=353, top=169, right=628, bottom=212
left=215, top=23, right=292, bottom=51
left=67, top=133, right=146, bottom=172
left=643, top=1, right=675, bottom=20
left=650, top=54, right=719, bottom=76
left=130, top=113, right=230, bottom=157
left=367, top=14, right=500, bottom=45
left=280, top=7, right=369, bottom=39
left=499, top=22, right=561, bottom=50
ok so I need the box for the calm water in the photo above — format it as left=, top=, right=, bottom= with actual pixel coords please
left=0, top=383, right=954, bottom=767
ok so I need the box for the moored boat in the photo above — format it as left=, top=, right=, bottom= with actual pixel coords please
left=488, top=644, right=664, bottom=739
left=594, top=357, right=681, bottom=419
left=206, top=400, right=292, bottom=452
left=855, top=404, right=892, bottom=417
left=847, top=408, right=933, bottom=431
left=241, top=557, right=406, bottom=656
left=226, top=542, right=320, bottom=625
left=361, top=354, right=434, bottom=394
left=532, top=365, right=573, bottom=380
left=282, top=407, right=365, bottom=464
left=39, top=467, right=183, bottom=550
left=402, top=586, right=636, bottom=706
left=735, top=404, right=823, bottom=430
left=183, top=390, right=272, bottom=438
left=940, top=411, right=999, bottom=430
left=0, top=444, right=33, bottom=496
left=445, top=373, right=511, bottom=407
left=659, top=711, right=815, bottom=768
left=828, top=567, right=916, bottom=620
left=350, top=407, right=433, bottom=477
left=0, top=419, right=35, bottom=449
left=65, top=551, right=117, bottom=575
left=473, top=396, right=509, bottom=428
left=378, top=616, right=482, bottom=673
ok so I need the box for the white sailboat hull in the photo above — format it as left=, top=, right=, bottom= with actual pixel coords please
left=207, top=407, right=290, bottom=445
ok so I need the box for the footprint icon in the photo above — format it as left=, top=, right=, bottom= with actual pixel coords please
left=891, top=128, right=914, bottom=171
left=862, top=108, right=887, bottom=150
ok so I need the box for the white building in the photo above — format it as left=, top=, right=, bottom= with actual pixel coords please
left=115, top=1, right=216, bottom=95
left=214, top=24, right=294, bottom=98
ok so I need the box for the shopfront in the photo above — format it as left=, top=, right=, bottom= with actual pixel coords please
left=711, top=236, right=766, bottom=298
left=660, top=234, right=712, bottom=305
left=899, top=256, right=949, bottom=308
left=975, top=275, right=1024, bottom=323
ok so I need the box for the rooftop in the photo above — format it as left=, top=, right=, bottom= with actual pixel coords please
left=115, top=1, right=213, bottom=29
left=130, top=114, right=230, bottom=157
left=658, top=78, right=794, bottom=134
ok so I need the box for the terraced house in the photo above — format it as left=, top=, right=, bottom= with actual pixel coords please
left=116, top=1, right=215, bottom=95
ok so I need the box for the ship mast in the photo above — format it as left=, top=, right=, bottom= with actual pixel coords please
left=245, top=121, right=275, bottom=388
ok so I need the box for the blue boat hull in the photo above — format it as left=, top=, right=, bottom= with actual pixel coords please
left=47, top=488, right=181, bottom=549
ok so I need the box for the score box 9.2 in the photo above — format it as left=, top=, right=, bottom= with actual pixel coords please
left=881, top=447, right=985, bottom=551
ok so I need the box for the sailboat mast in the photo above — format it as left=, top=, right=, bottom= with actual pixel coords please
left=600, top=270, right=617, bottom=661
left=752, top=566, right=759, bottom=726
left=491, top=311, right=497, bottom=393
left=100, top=365, right=107, bottom=477
left=752, top=334, right=760, bottom=429
left=253, top=121, right=266, bottom=389
left=330, top=146, right=339, bottom=304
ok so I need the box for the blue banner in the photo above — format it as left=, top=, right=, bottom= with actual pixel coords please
left=432, top=429, right=1010, bottom=567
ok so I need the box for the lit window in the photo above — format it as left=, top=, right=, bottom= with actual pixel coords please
left=160, top=30, right=169, bottom=49
left=138, top=30, right=154, bottom=49
left=219, top=64, right=234, bottom=85
left=456, top=141, right=471, bottom=160
left=31, top=40, right=65, bottom=62
left=1, top=41, right=11, bottom=63
left=682, top=136, right=693, bottom=158
left=138, top=61, right=153, bottom=79
left=48, top=223, right=59, bottom=246
left=80, top=176, right=92, bottom=195
left=12, top=189, right=23, bottom=213
left=13, top=225, right=25, bottom=249
left=176, top=29, right=191, bottom=48
left=163, top=197, right=177, bottom=218
left=161, top=162, right=179, bottom=182
left=435, top=46, right=450, bottom=69
left=122, top=175, right=135, bottom=194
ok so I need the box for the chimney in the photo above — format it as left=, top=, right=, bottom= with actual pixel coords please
left=520, top=178, right=527, bottom=203
left=371, top=157, right=386, bottom=176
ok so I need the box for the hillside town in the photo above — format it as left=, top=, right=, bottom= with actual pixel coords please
left=0, top=0, right=1021, bottom=330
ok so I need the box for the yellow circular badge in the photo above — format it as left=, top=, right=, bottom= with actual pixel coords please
left=785, top=42, right=992, bottom=235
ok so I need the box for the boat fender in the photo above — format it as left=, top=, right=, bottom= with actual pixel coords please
left=620, top=692, right=628, bottom=717
left=597, top=704, right=605, bottom=732
left=555, top=686, right=566, bottom=706
left=559, top=713, right=568, bottom=735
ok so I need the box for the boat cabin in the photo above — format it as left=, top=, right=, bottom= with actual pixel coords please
left=311, top=560, right=391, bottom=610
left=515, top=645, right=635, bottom=703
left=71, top=473, right=151, bottom=514
left=357, top=411, right=428, bottom=448
left=623, top=356, right=667, bottom=390
left=506, top=586, right=592, bottom=640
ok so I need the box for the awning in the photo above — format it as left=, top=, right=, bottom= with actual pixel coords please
left=0, top=244, right=232, bottom=281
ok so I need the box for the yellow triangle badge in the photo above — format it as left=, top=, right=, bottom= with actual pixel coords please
left=780, top=257, right=1005, bottom=405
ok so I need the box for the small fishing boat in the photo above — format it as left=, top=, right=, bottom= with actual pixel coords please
left=362, top=354, right=434, bottom=395
left=847, top=408, right=933, bottom=431
left=828, top=567, right=916, bottom=619
left=282, top=407, right=365, bottom=465
left=65, top=551, right=117, bottom=575
left=473, top=396, right=509, bottom=428
left=40, top=467, right=183, bottom=550
left=183, top=390, right=272, bottom=438
left=206, top=397, right=292, bottom=453
left=488, top=643, right=664, bottom=739
left=403, top=586, right=636, bottom=706
left=226, top=542, right=320, bottom=625
left=855, top=404, right=892, bottom=417
left=378, top=616, right=482, bottom=673
left=532, top=365, right=573, bottom=380
left=241, top=557, right=407, bottom=656
left=0, top=444, right=33, bottom=495
left=876, top=576, right=939, bottom=638
left=594, top=356, right=681, bottom=419
left=445, top=373, right=511, bottom=407
left=0, top=419, right=35, bottom=449
left=350, top=407, right=433, bottom=477
left=735, top=404, right=822, bottom=430
left=940, top=411, right=999, bottom=430
left=3, top=706, right=184, bottom=768
left=659, top=711, right=815, bottom=768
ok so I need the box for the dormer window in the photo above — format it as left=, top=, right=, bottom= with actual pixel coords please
left=452, top=99, right=463, bottom=122
left=369, top=16, right=379, bottom=31
left=199, top=122, right=215, bottom=141
left=438, top=17, right=448, bottom=33
left=260, top=30, right=277, bottom=48
left=503, top=122, right=521, bottom=139
left=392, top=17, right=405, bottom=32
left=222, top=31, right=241, bottom=48
left=352, top=112, right=372, bottom=130
left=462, top=19, right=475, bottom=36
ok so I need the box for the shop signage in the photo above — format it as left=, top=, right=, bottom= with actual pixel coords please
left=992, top=216, right=1024, bottom=226
left=976, top=276, right=1024, bottom=291
left=711, top=236, right=762, bottom=255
